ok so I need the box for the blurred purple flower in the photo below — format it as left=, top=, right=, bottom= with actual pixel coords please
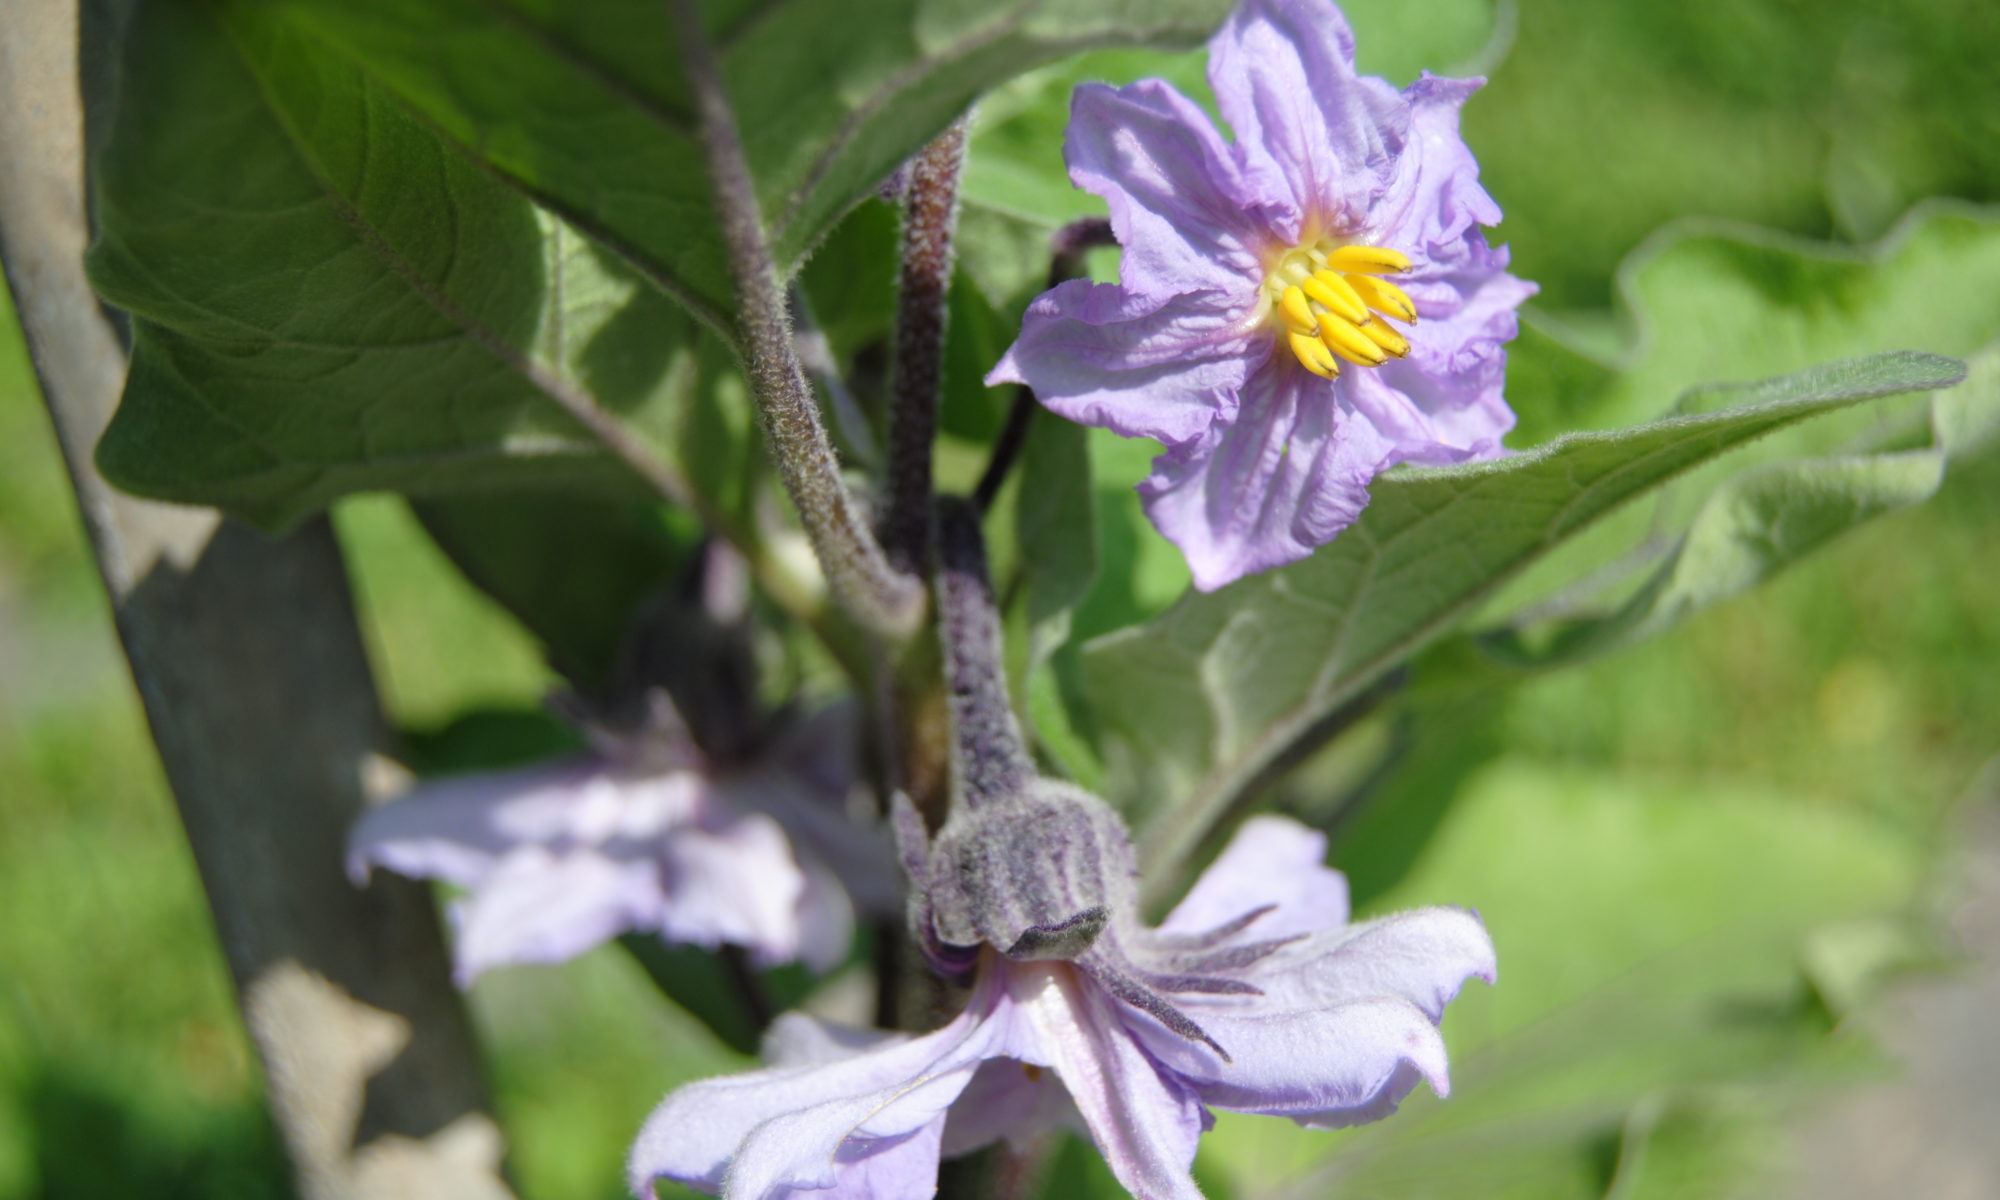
left=989, top=0, right=1534, bottom=590
left=348, top=699, right=895, bottom=985
left=628, top=809, right=1494, bottom=1199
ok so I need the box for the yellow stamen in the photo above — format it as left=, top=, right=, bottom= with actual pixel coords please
left=1278, top=285, right=1318, bottom=335
left=1326, top=245, right=1412, bottom=275
left=1319, top=316, right=1390, bottom=366
left=1302, top=270, right=1370, bottom=325
left=1347, top=274, right=1419, bottom=323
left=1358, top=318, right=1411, bottom=358
left=1289, top=331, right=1341, bottom=379
left=1264, top=239, right=1415, bottom=376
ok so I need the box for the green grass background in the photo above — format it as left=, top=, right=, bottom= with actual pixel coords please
left=3, top=0, right=1997, bottom=1196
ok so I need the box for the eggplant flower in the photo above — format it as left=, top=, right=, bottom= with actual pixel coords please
left=348, top=698, right=895, bottom=984
left=629, top=806, right=1494, bottom=1199
left=989, top=0, right=1535, bottom=590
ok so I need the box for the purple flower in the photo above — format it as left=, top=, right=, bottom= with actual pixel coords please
left=628, top=806, right=1494, bottom=1199
left=348, top=698, right=896, bottom=984
left=988, top=0, right=1535, bottom=591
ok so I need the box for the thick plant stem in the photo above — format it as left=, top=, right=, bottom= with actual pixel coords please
left=882, top=117, right=968, bottom=574
left=667, top=0, right=921, bottom=638
left=935, top=498, right=1034, bottom=810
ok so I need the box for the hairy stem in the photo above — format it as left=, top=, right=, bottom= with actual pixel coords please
left=935, top=497, right=1034, bottom=809
left=882, top=117, right=969, bottom=573
left=667, top=0, right=921, bottom=637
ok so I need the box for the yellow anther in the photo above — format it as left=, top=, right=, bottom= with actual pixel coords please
left=1278, top=285, right=1319, bottom=335
left=1358, top=318, right=1411, bottom=358
left=1302, top=270, right=1370, bottom=325
left=1326, top=245, right=1412, bottom=275
left=1288, top=331, right=1341, bottom=379
left=1319, top=316, right=1389, bottom=366
left=1348, top=274, right=1418, bottom=323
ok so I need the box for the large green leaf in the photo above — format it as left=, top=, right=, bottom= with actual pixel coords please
left=264, top=0, right=1237, bottom=331
left=1561, top=205, right=2000, bottom=436
left=1473, top=346, right=1998, bottom=672
left=1191, top=762, right=1929, bottom=1200
left=88, top=2, right=711, bottom=526
left=1082, top=351, right=1963, bottom=880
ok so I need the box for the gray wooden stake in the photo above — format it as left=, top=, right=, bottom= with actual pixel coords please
left=0, top=3, right=513, bottom=1196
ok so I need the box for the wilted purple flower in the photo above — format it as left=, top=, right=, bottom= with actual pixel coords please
left=348, top=697, right=895, bottom=984
left=989, top=0, right=1535, bottom=590
left=628, top=806, right=1494, bottom=1199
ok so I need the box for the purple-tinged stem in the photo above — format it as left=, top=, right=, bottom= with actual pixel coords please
left=882, top=117, right=969, bottom=574
left=935, top=497, right=1034, bottom=809
left=667, top=0, right=921, bottom=638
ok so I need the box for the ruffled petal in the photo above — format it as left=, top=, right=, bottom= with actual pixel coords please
left=1208, top=0, right=1408, bottom=230
left=1368, top=74, right=1503, bottom=273
left=938, top=1058, right=1081, bottom=1158
left=345, top=758, right=608, bottom=887
left=1159, top=815, right=1350, bottom=940
left=657, top=809, right=816, bottom=966
left=1140, top=362, right=1393, bottom=591
left=1249, top=906, right=1497, bottom=1022
left=1130, top=994, right=1450, bottom=1122
left=1064, top=79, right=1274, bottom=298
left=449, top=846, right=662, bottom=983
left=793, top=855, right=860, bottom=974
left=727, top=756, right=901, bottom=921
left=988, top=280, right=1263, bottom=447
left=1010, top=964, right=1207, bottom=1200
left=629, top=978, right=1016, bottom=1199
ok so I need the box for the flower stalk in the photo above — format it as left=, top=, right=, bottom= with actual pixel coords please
left=935, top=497, right=1035, bottom=811
left=882, top=117, right=970, bottom=574
left=667, top=0, right=922, bottom=638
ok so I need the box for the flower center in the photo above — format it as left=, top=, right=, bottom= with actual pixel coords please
left=1262, top=240, right=1419, bottom=380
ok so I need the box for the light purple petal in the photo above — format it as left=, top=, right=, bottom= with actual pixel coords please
left=450, top=846, right=662, bottom=984
left=346, top=757, right=610, bottom=887
left=1368, top=74, right=1503, bottom=272
left=1250, top=906, right=1497, bottom=1022
left=1140, top=362, right=1393, bottom=591
left=1208, top=0, right=1408, bottom=231
left=629, top=973, right=1015, bottom=1199
left=988, top=280, right=1264, bottom=447
left=761, top=1011, right=907, bottom=1070
left=1064, top=79, right=1275, bottom=298
left=729, top=761, right=901, bottom=921
left=1367, top=264, right=1535, bottom=456
left=1130, top=994, right=1451, bottom=1120
left=793, top=856, right=859, bottom=974
left=657, top=809, right=815, bottom=966
left=1159, top=815, right=1349, bottom=939
left=1009, top=964, right=1208, bottom=1200
left=938, top=1058, right=1080, bottom=1158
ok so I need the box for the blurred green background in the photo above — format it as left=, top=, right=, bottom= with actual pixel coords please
left=3, top=0, right=1997, bottom=1197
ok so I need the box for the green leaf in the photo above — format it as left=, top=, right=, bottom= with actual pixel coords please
left=1443, top=343, right=2000, bottom=679
left=1012, top=407, right=1101, bottom=780
left=88, top=2, right=705, bottom=526
left=411, top=494, right=693, bottom=687
left=1193, top=762, right=1929, bottom=1200
left=1081, top=351, right=1964, bottom=881
left=263, top=0, right=1237, bottom=330
left=1577, top=206, right=2000, bottom=435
